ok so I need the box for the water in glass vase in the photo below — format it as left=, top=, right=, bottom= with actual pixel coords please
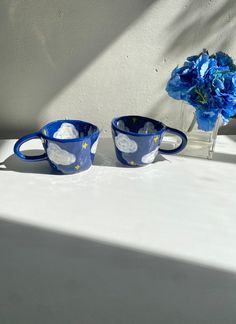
left=161, top=103, right=222, bottom=159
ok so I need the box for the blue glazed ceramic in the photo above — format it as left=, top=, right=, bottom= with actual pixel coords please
left=111, top=115, right=187, bottom=166
left=14, top=120, right=100, bottom=174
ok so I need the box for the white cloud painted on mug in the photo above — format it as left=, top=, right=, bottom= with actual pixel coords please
left=47, top=142, right=76, bottom=165
left=115, top=133, right=138, bottom=153
left=53, top=123, right=79, bottom=139
left=91, top=137, right=99, bottom=154
left=138, top=122, right=157, bottom=134
left=141, top=147, right=159, bottom=164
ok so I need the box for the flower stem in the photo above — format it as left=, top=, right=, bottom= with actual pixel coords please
left=195, top=88, right=208, bottom=104
left=188, top=112, right=197, bottom=132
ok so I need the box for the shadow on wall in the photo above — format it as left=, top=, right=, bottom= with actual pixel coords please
left=218, top=118, right=236, bottom=135
left=149, top=0, right=236, bottom=133
left=0, top=0, right=155, bottom=138
left=164, top=0, right=236, bottom=56
left=1, top=217, right=236, bottom=324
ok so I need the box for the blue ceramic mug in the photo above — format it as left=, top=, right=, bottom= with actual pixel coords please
left=14, top=120, right=100, bottom=174
left=111, top=115, right=187, bottom=166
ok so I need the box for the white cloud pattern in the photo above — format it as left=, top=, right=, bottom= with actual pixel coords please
left=117, top=120, right=130, bottom=132
left=115, top=133, right=137, bottom=153
left=138, top=122, right=157, bottom=134
left=91, top=137, right=99, bottom=154
left=141, top=147, right=159, bottom=164
left=47, top=142, right=76, bottom=165
left=53, top=123, right=79, bottom=139
left=87, top=126, right=94, bottom=136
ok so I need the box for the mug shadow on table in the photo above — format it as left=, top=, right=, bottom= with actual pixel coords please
left=0, top=138, right=168, bottom=174
left=0, top=150, right=54, bottom=175
left=1, top=217, right=236, bottom=324
left=93, top=138, right=168, bottom=167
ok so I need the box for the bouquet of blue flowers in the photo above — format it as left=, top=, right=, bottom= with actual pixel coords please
left=166, top=50, right=236, bottom=131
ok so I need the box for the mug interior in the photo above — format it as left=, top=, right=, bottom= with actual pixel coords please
left=112, top=115, right=164, bottom=135
left=41, top=120, right=99, bottom=140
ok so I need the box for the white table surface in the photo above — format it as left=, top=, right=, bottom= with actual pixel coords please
left=0, top=136, right=235, bottom=271
left=1, top=136, right=236, bottom=323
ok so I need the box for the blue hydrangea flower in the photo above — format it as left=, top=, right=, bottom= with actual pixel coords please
left=214, top=51, right=236, bottom=70
left=166, top=50, right=236, bottom=131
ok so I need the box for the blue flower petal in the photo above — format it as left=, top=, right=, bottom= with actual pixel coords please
left=195, top=109, right=219, bottom=131
left=213, top=78, right=225, bottom=90
left=166, top=49, right=236, bottom=130
left=215, top=51, right=233, bottom=68
left=200, top=61, right=209, bottom=78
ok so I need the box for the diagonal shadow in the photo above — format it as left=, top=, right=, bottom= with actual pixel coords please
left=0, top=150, right=56, bottom=175
left=164, top=0, right=236, bottom=56
left=0, top=0, right=156, bottom=138
left=218, top=120, right=236, bottom=135
left=0, top=217, right=236, bottom=324
left=94, top=138, right=168, bottom=167
left=158, top=0, right=236, bottom=135
left=0, top=139, right=168, bottom=174
left=226, top=134, right=236, bottom=141
left=93, top=138, right=124, bottom=167
left=212, top=152, right=236, bottom=164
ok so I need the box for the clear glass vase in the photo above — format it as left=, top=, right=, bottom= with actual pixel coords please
left=161, top=103, right=222, bottom=159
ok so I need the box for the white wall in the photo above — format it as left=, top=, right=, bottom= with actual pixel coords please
left=0, top=0, right=236, bottom=138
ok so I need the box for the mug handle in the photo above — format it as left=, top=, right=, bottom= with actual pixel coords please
left=159, top=127, right=187, bottom=155
left=14, top=132, right=48, bottom=162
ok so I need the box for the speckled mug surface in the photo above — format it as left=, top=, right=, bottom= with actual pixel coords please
left=111, top=115, right=187, bottom=166
left=14, top=120, right=100, bottom=174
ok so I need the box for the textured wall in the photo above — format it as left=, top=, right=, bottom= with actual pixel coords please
left=0, top=0, right=236, bottom=138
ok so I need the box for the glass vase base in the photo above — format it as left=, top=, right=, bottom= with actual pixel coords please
left=160, top=103, right=221, bottom=159
left=161, top=124, right=219, bottom=159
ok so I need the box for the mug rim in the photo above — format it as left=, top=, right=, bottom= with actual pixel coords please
left=112, top=115, right=166, bottom=137
left=40, top=119, right=100, bottom=143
